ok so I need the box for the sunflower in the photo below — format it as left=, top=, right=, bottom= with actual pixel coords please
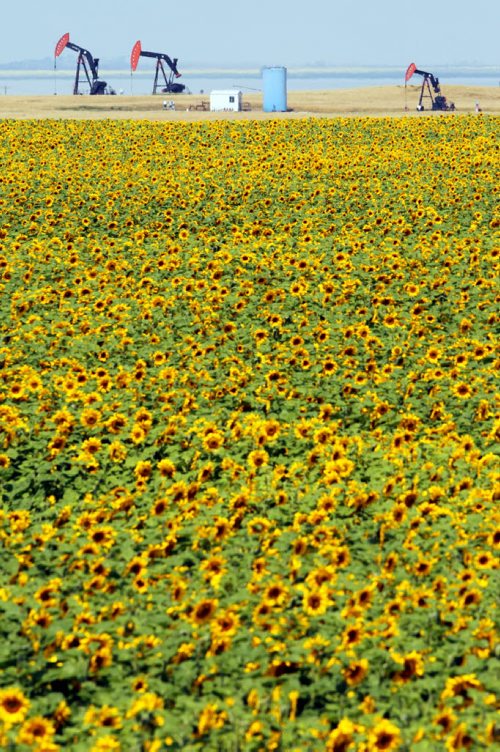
left=434, top=707, right=456, bottom=735
left=343, top=658, right=369, bottom=686
left=441, top=674, right=482, bottom=701
left=392, top=650, right=424, bottom=683
left=332, top=546, right=351, bottom=568
left=247, top=516, right=272, bottom=535
left=48, top=434, right=67, bottom=458
left=382, top=313, right=399, bottom=328
left=151, top=497, right=168, bottom=516
left=367, top=718, right=402, bottom=751
left=51, top=408, right=75, bottom=432
left=157, top=458, right=175, bottom=478
left=326, top=718, right=356, bottom=751
left=425, top=346, right=442, bottom=363
left=263, top=581, right=289, bottom=608
left=247, top=448, right=269, bottom=470
left=134, top=407, right=153, bottom=429
left=341, top=621, right=364, bottom=651
left=89, top=646, right=113, bottom=674
left=413, top=559, right=433, bottom=577
left=35, top=578, right=62, bottom=607
left=108, top=441, right=126, bottom=462
left=260, top=418, right=281, bottom=443
left=389, top=504, right=407, bottom=525
left=17, top=715, right=56, bottom=745
left=302, top=585, right=331, bottom=617
left=0, top=453, right=11, bottom=469
left=89, top=733, right=122, bottom=751
left=79, top=438, right=101, bottom=461
left=8, top=383, right=26, bottom=400
left=105, top=413, right=128, bottom=434
left=89, top=526, right=116, bottom=549
left=131, top=675, right=149, bottom=693
left=446, top=723, right=475, bottom=750
left=126, top=555, right=147, bottom=579
left=323, top=457, right=354, bottom=484
left=474, top=551, right=495, bottom=569
left=200, top=555, right=227, bottom=586
left=196, top=703, right=228, bottom=737
left=191, top=598, right=218, bottom=626
left=134, top=460, right=152, bottom=481
left=0, top=687, right=30, bottom=727
left=206, top=632, right=232, bottom=657
left=253, top=328, right=268, bottom=344
left=80, top=407, right=101, bottom=428
left=129, top=424, right=146, bottom=444
left=202, top=431, right=224, bottom=452
left=452, top=382, right=473, bottom=399
left=459, top=588, right=482, bottom=609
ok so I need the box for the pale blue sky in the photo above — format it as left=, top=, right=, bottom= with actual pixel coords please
left=1, top=0, right=498, bottom=66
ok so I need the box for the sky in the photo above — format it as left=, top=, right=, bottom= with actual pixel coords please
left=0, top=0, right=498, bottom=67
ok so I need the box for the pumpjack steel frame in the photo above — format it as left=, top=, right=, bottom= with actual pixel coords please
left=406, top=64, right=454, bottom=111
left=54, top=33, right=114, bottom=95
left=131, top=42, right=185, bottom=94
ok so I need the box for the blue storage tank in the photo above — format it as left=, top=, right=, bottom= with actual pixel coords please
left=262, top=66, right=287, bottom=112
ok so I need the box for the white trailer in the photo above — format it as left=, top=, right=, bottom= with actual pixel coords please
left=209, top=90, right=242, bottom=112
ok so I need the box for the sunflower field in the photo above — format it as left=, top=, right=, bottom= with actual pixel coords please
left=0, top=114, right=498, bottom=751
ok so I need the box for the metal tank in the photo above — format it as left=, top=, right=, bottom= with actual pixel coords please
left=262, top=66, right=287, bottom=112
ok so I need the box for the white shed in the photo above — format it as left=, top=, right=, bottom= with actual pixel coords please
left=209, top=90, right=242, bottom=112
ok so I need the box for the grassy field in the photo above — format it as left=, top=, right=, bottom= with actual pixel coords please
left=0, top=85, right=499, bottom=119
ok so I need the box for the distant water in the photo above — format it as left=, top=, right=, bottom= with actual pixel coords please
left=0, top=67, right=499, bottom=96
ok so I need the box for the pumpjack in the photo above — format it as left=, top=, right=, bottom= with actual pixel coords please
left=54, top=33, right=115, bottom=95
left=130, top=40, right=185, bottom=94
left=405, top=63, right=454, bottom=111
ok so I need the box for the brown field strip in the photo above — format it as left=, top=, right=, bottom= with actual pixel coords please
left=0, top=85, right=499, bottom=120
